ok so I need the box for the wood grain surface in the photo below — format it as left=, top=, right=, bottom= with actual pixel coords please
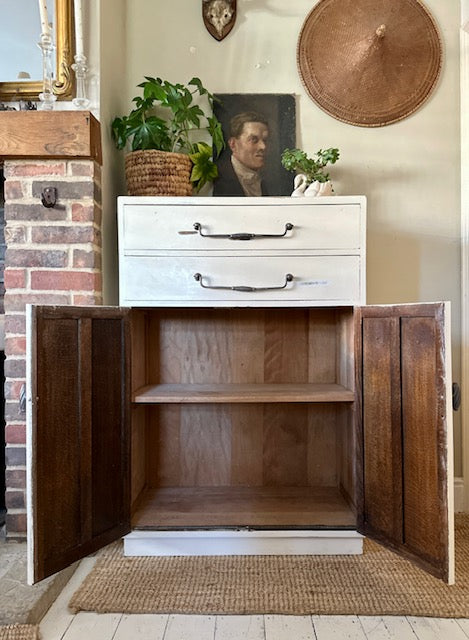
left=131, top=308, right=354, bottom=514
left=133, top=383, right=354, bottom=403
left=32, top=307, right=130, bottom=582
left=0, top=110, right=102, bottom=162
left=356, top=303, right=450, bottom=581
left=132, top=486, right=356, bottom=528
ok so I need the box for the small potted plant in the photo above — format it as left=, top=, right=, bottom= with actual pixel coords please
left=281, top=147, right=340, bottom=196
left=112, top=76, right=225, bottom=195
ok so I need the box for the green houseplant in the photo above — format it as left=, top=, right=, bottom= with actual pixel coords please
left=281, top=147, right=340, bottom=193
left=112, top=76, right=225, bottom=195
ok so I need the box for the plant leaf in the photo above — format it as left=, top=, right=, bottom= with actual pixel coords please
left=189, top=77, right=207, bottom=96
left=208, top=116, right=225, bottom=157
left=281, top=147, right=339, bottom=183
left=111, top=76, right=225, bottom=157
left=189, top=141, right=219, bottom=191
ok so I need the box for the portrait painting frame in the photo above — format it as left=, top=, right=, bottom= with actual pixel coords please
left=213, top=94, right=296, bottom=197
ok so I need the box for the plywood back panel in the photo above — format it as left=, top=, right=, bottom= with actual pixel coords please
left=141, top=308, right=352, bottom=490
left=230, top=405, right=264, bottom=485
left=147, top=405, right=180, bottom=487
left=308, top=309, right=338, bottom=383
left=146, top=404, right=340, bottom=489
left=145, top=308, right=348, bottom=385
left=308, top=405, right=339, bottom=487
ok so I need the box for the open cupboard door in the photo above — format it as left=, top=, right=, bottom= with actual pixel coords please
left=356, top=302, right=454, bottom=583
left=27, top=306, right=131, bottom=584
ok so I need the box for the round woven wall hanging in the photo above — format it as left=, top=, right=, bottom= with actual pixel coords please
left=297, top=0, right=442, bottom=127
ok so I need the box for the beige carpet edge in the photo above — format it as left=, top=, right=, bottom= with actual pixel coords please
left=0, top=624, right=39, bottom=640
left=68, top=516, right=469, bottom=618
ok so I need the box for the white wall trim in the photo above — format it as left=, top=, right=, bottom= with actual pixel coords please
left=455, top=477, right=465, bottom=512
left=461, top=22, right=469, bottom=513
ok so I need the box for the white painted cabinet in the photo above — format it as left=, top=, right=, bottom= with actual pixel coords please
left=118, top=196, right=366, bottom=307
left=27, top=196, right=454, bottom=586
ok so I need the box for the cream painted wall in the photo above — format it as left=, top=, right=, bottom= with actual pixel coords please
left=98, top=0, right=127, bottom=305
left=121, top=0, right=462, bottom=471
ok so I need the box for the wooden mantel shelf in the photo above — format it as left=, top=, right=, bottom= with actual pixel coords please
left=0, top=110, right=102, bottom=164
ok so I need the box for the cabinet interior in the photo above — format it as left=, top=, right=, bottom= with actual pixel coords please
left=129, top=306, right=357, bottom=530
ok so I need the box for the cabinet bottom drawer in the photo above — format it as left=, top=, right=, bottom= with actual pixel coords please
left=120, top=255, right=362, bottom=305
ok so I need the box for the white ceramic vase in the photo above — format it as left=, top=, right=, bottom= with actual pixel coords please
left=290, top=174, right=334, bottom=197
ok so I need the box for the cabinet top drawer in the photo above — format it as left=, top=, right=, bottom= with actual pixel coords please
left=118, top=196, right=366, bottom=253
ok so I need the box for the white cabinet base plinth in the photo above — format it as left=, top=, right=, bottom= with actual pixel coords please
left=123, top=529, right=364, bottom=557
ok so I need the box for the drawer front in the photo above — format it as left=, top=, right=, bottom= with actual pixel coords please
left=120, top=255, right=362, bottom=306
left=120, top=202, right=362, bottom=252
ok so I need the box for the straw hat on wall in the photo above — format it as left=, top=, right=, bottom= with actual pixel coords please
left=297, top=0, right=442, bottom=127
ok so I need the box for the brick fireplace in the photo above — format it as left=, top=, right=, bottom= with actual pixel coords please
left=0, top=111, right=102, bottom=538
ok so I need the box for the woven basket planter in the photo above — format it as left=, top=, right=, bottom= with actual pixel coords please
left=125, top=150, right=193, bottom=196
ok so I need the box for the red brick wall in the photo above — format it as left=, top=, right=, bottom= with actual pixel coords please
left=3, top=159, right=102, bottom=538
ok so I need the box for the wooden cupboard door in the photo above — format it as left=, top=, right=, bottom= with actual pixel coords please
left=356, top=302, right=454, bottom=583
left=27, top=305, right=131, bottom=584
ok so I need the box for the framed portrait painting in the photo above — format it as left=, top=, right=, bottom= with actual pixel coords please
left=213, top=94, right=296, bottom=197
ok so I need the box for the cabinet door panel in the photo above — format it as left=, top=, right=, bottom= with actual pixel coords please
left=356, top=302, right=454, bottom=583
left=361, top=316, right=403, bottom=542
left=27, top=306, right=131, bottom=584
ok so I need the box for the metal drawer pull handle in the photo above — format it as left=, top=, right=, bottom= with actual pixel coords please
left=193, top=222, right=293, bottom=240
left=194, top=273, right=294, bottom=292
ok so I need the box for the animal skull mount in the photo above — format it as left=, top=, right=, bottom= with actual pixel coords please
left=203, top=0, right=236, bottom=41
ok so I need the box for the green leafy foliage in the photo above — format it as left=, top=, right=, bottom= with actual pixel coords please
left=189, top=142, right=219, bottom=191
left=111, top=76, right=225, bottom=192
left=281, top=147, right=340, bottom=184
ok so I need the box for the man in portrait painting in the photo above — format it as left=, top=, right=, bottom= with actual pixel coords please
left=213, top=111, right=270, bottom=196
left=213, top=94, right=296, bottom=197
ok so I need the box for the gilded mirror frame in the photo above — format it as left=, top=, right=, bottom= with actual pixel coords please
left=0, top=0, right=74, bottom=102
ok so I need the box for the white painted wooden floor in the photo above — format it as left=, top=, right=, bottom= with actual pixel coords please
left=39, top=558, right=469, bottom=640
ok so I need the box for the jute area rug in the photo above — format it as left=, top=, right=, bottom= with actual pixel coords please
left=0, top=625, right=38, bottom=640
left=69, top=515, right=469, bottom=618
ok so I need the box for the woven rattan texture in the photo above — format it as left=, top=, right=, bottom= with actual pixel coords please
left=0, top=625, right=38, bottom=640
left=69, top=515, right=468, bottom=617
left=125, top=150, right=193, bottom=196
left=297, top=0, right=442, bottom=127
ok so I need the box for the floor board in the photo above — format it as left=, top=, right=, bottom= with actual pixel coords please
left=61, top=612, right=122, bottom=640
left=456, top=619, right=469, bottom=638
left=312, top=615, right=366, bottom=639
left=264, top=615, right=316, bottom=640
left=407, top=617, right=469, bottom=640
left=163, top=614, right=216, bottom=640
left=358, top=616, right=417, bottom=640
left=214, top=615, right=265, bottom=640
left=113, top=614, right=169, bottom=640
left=39, top=558, right=98, bottom=640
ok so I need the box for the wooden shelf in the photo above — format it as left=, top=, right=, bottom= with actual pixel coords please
left=132, top=383, right=354, bottom=404
left=0, top=111, right=102, bottom=163
left=132, top=486, right=356, bottom=529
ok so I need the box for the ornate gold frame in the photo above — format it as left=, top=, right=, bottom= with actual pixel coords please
left=0, top=0, right=74, bottom=102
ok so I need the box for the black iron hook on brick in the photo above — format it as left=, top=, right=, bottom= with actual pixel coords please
left=41, top=187, right=58, bottom=208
